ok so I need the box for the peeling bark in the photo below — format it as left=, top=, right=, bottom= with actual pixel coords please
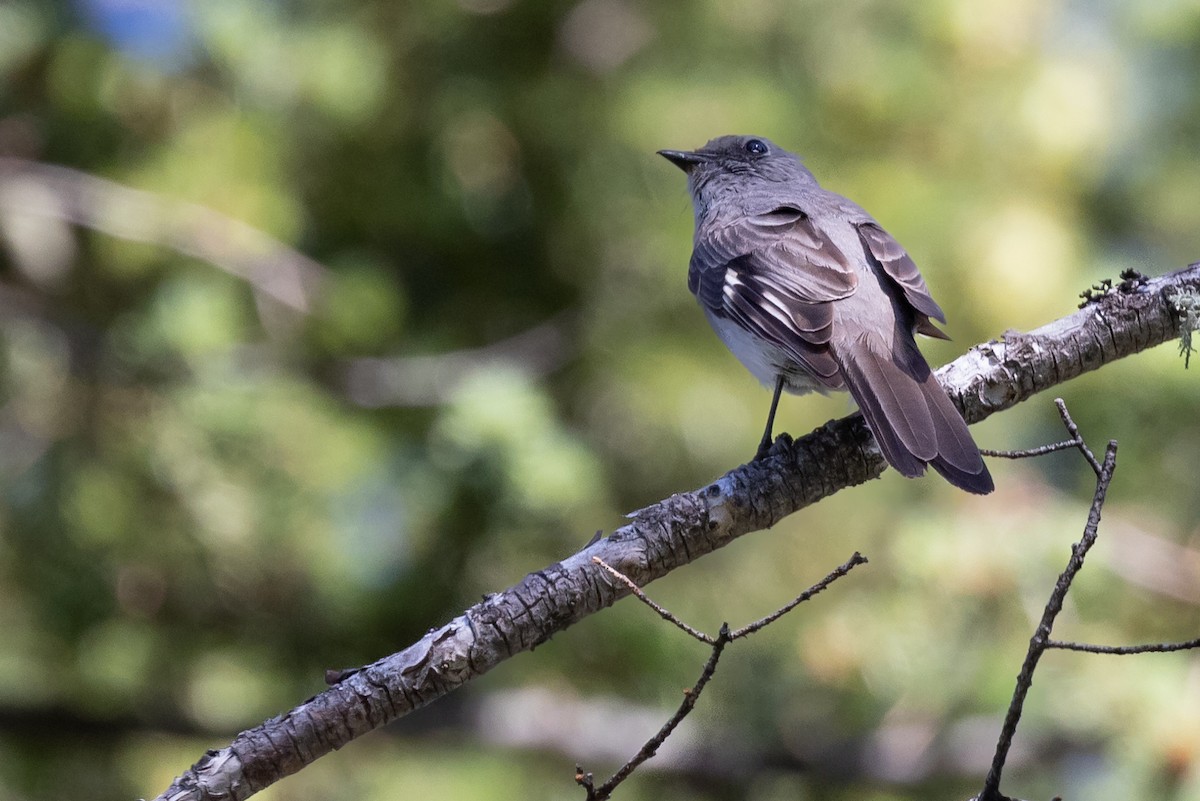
left=150, top=263, right=1198, bottom=801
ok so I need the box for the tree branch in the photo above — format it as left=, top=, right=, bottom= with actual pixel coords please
left=1046, top=638, right=1200, bottom=655
left=0, top=157, right=328, bottom=315
left=978, top=402, right=1118, bottom=801
left=578, top=553, right=865, bottom=800
left=149, top=262, right=1200, bottom=801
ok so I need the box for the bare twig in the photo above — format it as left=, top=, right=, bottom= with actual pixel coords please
left=980, top=398, right=1100, bottom=475
left=1051, top=398, right=1102, bottom=475
left=578, top=627, right=729, bottom=801
left=1047, top=638, right=1200, bottom=655
left=0, top=158, right=577, bottom=407
left=593, top=557, right=714, bottom=644
left=0, top=157, right=328, bottom=314
left=975, top=397, right=1200, bottom=801
left=578, top=554, right=866, bottom=800
left=729, top=552, right=867, bottom=639
left=978, top=406, right=1117, bottom=801
left=979, top=440, right=1077, bottom=459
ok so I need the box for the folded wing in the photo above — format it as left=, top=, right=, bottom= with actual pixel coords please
left=689, top=206, right=858, bottom=387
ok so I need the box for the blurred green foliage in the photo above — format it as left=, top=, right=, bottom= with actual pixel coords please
left=1, top=1, right=1199, bottom=800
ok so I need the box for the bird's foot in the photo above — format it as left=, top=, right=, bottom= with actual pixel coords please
left=753, top=432, right=793, bottom=462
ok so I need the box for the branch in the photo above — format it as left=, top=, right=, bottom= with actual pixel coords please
left=978, top=402, right=1117, bottom=801
left=576, top=625, right=728, bottom=801
left=968, top=398, right=1200, bottom=801
left=149, top=262, right=1200, bottom=801
left=577, top=553, right=867, bottom=800
left=1046, top=638, right=1200, bottom=655
left=0, top=158, right=328, bottom=314
left=0, top=158, right=576, bottom=406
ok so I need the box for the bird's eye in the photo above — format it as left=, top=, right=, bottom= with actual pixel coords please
left=744, top=139, right=768, bottom=155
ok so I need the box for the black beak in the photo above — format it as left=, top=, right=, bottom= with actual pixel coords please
left=657, top=149, right=709, bottom=172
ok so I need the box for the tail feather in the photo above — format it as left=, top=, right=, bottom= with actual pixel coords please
left=836, top=338, right=993, bottom=495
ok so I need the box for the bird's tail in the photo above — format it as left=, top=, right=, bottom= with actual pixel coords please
left=835, top=337, right=993, bottom=495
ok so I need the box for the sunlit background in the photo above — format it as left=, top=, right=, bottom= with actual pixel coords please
left=1, top=1, right=1199, bottom=799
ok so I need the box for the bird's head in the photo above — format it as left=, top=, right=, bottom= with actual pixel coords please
left=658, top=135, right=816, bottom=214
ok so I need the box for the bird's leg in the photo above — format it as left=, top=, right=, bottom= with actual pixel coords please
left=755, top=374, right=786, bottom=460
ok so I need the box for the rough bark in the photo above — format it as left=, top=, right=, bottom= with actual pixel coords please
left=151, top=263, right=1198, bottom=801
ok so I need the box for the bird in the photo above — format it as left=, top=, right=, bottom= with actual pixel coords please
left=659, top=135, right=993, bottom=494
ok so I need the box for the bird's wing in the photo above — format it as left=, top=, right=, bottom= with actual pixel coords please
left=855, top=222, right=950, bottom=339
left=688, top=206, right=857, bottom=383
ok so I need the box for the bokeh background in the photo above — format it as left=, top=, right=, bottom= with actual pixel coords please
left=1, top=1, right=1199, bottom=799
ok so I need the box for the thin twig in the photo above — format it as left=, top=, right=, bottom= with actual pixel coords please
left=729, top=552, right=867, bottom=639
left=1054, top=397, right=1102, bottom=475
left=583, top=626, right=730, bottom=801
left=593, top=557, right=714, bottom=644
left=1047, top=638, right=1200, bottom=655
left=980, top=440, right=1078, bottom=459
left=578, top=555, right=865, bottom=800
left=978, top=418, right=1118, bottom=801
left=980, top=397, right=1100, bottom=473
left=0, top=157, right=328, bottom=313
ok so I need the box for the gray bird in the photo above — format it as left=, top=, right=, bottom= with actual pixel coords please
left=659, top=135, right=993, bottom=494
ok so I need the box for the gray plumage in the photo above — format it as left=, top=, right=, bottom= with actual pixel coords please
left=660, top=135, right=993, bottom=494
